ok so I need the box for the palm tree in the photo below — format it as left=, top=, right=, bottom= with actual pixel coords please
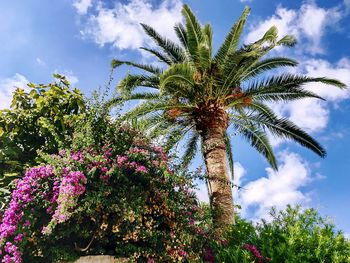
left=107, top=5, right=345, bottom=234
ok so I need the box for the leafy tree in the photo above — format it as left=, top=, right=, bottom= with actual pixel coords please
left=107, top=5, right=345, bottom=234
left=0, top=74, right=86, bottom=207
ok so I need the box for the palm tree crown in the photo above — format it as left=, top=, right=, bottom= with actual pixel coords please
left=108, top=5, right=345, bottom=234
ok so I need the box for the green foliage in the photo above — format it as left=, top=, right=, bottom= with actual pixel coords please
left=0, top=106, right=211, bottom=262
left=0, top=74, right=86, bottom=175
left=0, top=74, right=86, bottom=209
left=213, top=206, right=350, bottom=263
left=256, top=206, right=350, bottom=263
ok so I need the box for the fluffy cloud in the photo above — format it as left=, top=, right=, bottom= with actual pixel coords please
left=239, top=151, right=313, bottom=219
left=80, top=0, right=183, bottom=50
left=73, top=0, right=93, bottom=15
left=246, top=2, right=342, bottom=54
left=0, top=74, right=29, bottom=110
left=196, top=152, right=317, bottom=221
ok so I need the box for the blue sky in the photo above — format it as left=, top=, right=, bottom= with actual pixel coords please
left=0, top=0, right=349, bottom=235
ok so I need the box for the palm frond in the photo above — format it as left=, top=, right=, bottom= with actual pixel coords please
left=249, top=113, right=326, bottom=157
left=233, top=121, right=278, bottom=170
left=256, top=25, right=278, bottom=45
left=277, top=35, right=297, bottom=47
left=120, top=100, right=170, bottom=121
left=111, top=59, right=162, bottom=74
left=161, top=121, right=194, bottom=151
left=182, top=131, right=199, bottom=169
left=197, top=24, right=213, bottom=70
left=174, top=23, right=189, bottom=50
left=214, top=7, right=250, bottom=64
left=181, top=4, right=204, bottom=62
left=224, top=131, right=235, bottom=179
left=141, top=23, right=185, bottom=63
left=160, top=63, right=195, bottom=94
left=117, top=74, right=160, bottom=94
left=240, top=57, right=298, bottom=81
left=246, top=73, right=346, bottom=90
left=242, top=74, right=345, bottom=101
left=105, top=94, right=161, bottom=112
left=140, top=47, right=173, bottom=65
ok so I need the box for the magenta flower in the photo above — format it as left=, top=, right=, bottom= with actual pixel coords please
left=116, top=155, right=128, bottom=166
left=0, top=166, right=55, bottom=263
left=43, top=171, right=87, bottom=235
left=203, top=247, right=215, bottom=263
left=135, top=165, right=148, bottom=173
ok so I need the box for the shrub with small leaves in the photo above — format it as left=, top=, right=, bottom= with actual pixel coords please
left=0, top=116, right=210, bottom=262
left=211, top=206, right=350, bottom=263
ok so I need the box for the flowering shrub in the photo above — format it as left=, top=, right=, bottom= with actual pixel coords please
left=0, top=125, right=209, bottom=262
left=0, top=166, right=56, bottom=263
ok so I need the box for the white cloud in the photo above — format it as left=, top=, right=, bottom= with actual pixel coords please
left=196, top=152, right=318, bottom=221
left=36, top=57, right=46, bottom=67
left=239, top=151, right=312, bottom=219
left=73, top=0, right=93, bottom=15
left=0, top=74, right=29, bottom=109
left=81, top=0, right=183, bottom=51
left=246, top=2, right=342, bottom=54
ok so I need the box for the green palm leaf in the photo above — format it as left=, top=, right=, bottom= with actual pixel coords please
left=224, top=131, right=235, bottom=179
left=214, top=7, right=250, bottom=64
left=233, top=121, right=277, bottom=170
left=111, top=59, right=162, bottom=74
left=141, top=23, right=185, bottom=63
left=182, top=131, right=199, bottom=169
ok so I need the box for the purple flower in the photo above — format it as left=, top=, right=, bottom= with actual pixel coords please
left=243, top=244, right=263, bottom=260
left=116, top=155, right=128, bottom=166
left=70, top=151, right=84, bottom=162
left=203, top=247, right=214, bottom=263
left=178, top=249, right=187, bottom=258
left=44, top=171, right=87, bottom=234
left=135, top=166, right=148, bottom=173
left=13, top=234, right=23, bottom=243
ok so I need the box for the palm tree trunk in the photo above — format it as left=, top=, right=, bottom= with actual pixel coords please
left=199, top=109, right=234, bottom=236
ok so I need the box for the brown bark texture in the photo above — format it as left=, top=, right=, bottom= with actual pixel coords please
left=195, top=105, right=234, bottom=235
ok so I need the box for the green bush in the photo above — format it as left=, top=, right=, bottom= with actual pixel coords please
left=212, top=205, right=350, bottom=263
